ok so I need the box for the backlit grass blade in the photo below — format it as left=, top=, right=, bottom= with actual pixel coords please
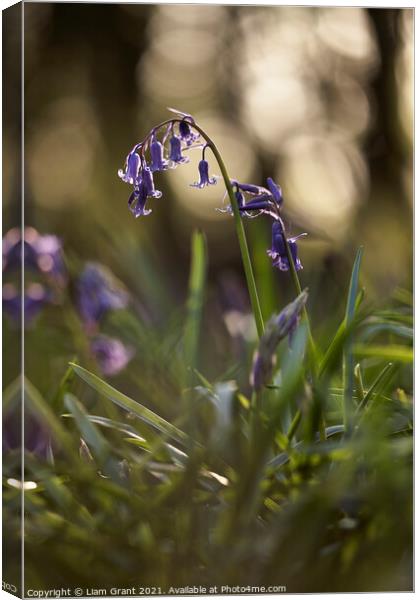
left=64, top=393, right=111, bottom=464
left=343, top=247, right=363, bottom=435
left=354, top=364, right=365, bottom=404
left=70, top=363, right=189, bottom=446
left=356, top=362, right=396, bottom=414
left=184, top=230, right=207, bottom=373
left=353, top=344, right=413, bottom=363
left=62, top=413, right=148, bottom=444
left=318, top=290, right=364, bottom=378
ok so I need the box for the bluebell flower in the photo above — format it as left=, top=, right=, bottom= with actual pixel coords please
left=169, top=135, right=189, bottom=165
left=266, top=177, right=283, bottom=206
left=32, top=233, right=67, bottom=286
left=179, top=119, right=200, bottom=146
left=251, top=290, right=308, bottom=390
left=128, top=187, right=151, bottom=218
left=142, top=166, right=162, bottom=199
left=191, top=159, right=217, bottom=189
left=3, top=283, right=50, bottom=325
left=91, top=335, right=134, bottom=376
left=118, top=151, right=141, bottom=185
left=238, top=195, right=272, bottom=212
left=77, top=262, right=129, bottom=329
left=267, top=221, right=305, bottom=272
left=150, top=136, right=169, bottom=172
left=3, top=228, right=66, bottom=284
left=236, top=182, right=264, bottom=195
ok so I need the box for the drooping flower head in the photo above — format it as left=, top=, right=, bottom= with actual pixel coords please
left=191, top=159, right=217, bottom=189
left=251, top=290, right=308, bottom=390
left=266, top=177, right=283, bottom=207
left=236, top=177, right=283, bottom=214
left=150, top=135, right=169, bottom=172
left=118, top=151, right=141, bottom=185
left=169, top=134, right=189, bottom=165
left=267, top=221, right=306, bottom=272
left=179, top=118, right=200, bottom=146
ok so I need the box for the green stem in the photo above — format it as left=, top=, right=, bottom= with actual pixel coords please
left=274, top=211, right=317, bottom=366
left=192, top=123, right=265, bottom=338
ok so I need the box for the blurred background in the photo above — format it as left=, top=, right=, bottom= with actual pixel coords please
left=3, top=3, right=413, bottom=392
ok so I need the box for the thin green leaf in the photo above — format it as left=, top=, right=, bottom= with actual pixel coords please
left=184, top=230, right=207, bottom=373
left=319, top=290, right=364, bottom=377
left=354, top=363, right=365, bottom=404
left=356, top=362, right=397, bottom=413
left=62, top=413, right=147, bottom=443
left=361, top=321, right=413, bottom=341
left=343, top=247, right=363, bottom=435
left=64, top=393, right=111, bottom=464
left=3, top=377, right=21, bottom=412
left=70, top=363, right=189, bottom=446
left=353, top=344, right=413, bottom=363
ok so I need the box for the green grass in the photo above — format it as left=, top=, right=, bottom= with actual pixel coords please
left=3, top=232, right=412, bottom=594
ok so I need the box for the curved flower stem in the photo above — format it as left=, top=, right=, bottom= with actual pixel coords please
left=192, top=123, right=265, bottom=338
left=133, top=117, right=265, bottom=337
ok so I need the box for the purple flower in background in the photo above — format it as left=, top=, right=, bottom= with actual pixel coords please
left=3, top=228, right=26, bottom=270
left=3, top=283, right=51, bottom=325
left=267, top=221, right=306, bottom=272
left=77, top=262, right=129, bottom=328
left=251, top=290, right=308, bottom=391
left=118, top=151, right=141, bottom=185
left=32, top=233, right=67, bottom=286
left=3, top=283, right=21, bottom=322
left=150, top=136, right=169, bottom=172
left=91, top=335, right=134, bottom=376
left=191, top=160, right=217, bottom=189
left=169, top=135, right=189, bottom=165
left=3, top=228, right=66, bottom=326
left=3, top=228, right=66, bottom=284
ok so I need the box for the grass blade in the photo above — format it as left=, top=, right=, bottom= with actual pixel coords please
left=184, top=230, right=207, bottom=374
left=70, top=363, right=188, bottom=446
left=356, top=362, right=396, bottom=414
left=353, top=344, right=413, bottom=363
left=318, top=290, right=364, bottom=378
left=24, top=378, right=75, bottom=459
left=343, top=247, right=363, bottom=435
left=354, top=363, right=365, bottom=404
left=64, top=393, right=111, bottom=464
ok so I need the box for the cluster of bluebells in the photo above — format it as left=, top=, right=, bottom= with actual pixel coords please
left=2, top=227, right=67, bottom=325
left=2, top=228, right=134, bottom=377
left=77, top=263, right=134, bottom=376
left=118, top=109, right=306, bottom=273
left=251, top=290, right=308, bottom=391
